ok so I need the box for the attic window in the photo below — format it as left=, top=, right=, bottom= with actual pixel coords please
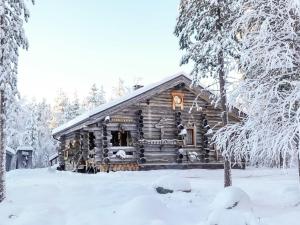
left=172, top=92, right=184, bottom=110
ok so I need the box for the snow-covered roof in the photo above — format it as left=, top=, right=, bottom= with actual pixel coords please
left=49, top=153, right=58, bottom=161
left=17, top=146, right=34, bottom=151
left=6, top=146, right=15, bottom=155
left=52, top=72, right=192, bottom=136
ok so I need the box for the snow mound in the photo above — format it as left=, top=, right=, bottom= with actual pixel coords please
left=207, top=187, right=259, bottom=225
left=281, top=186, right=300, bottom=207
left=47, top=166, right=57, bottom=173
left=153, top=175, right=191, bottom=194
left=116, top=150, right=126, bottom=159
left=207, top=208, right=258, bottom=225
left=115, top=196, right=170, bottom=225
left=210, top=186, right=252, bottom=211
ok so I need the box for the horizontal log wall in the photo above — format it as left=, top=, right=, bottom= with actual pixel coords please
left=104, top=86, right=235, bottom=165
left=59, top=85, right=240, bottom=171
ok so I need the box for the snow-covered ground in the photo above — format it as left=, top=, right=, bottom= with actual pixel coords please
left=0, top=168, right=299, bottom=225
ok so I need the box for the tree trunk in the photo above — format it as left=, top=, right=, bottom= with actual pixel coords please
left=0, top=90, right=5, bottom=202
left=217, top=4, right=232, bottom=187
left=296, top=132, right=300, bottom=183
left=298, top=154, right=300, bottom=183
left=218, top=50, right=232, bottom=187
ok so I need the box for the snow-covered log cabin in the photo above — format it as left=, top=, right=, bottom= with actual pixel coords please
left=52, top=73, right=242, bottom=172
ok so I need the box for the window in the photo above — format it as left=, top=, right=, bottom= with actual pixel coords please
left=111, top=131, right=132, bottom=146
left=185, top=129, right=195, bottom=146
left=88, top=132, right=96, bottom=150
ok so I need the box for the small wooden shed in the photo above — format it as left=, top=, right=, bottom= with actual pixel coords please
left=5, top=147, right=15, bottom=171
left=16, top=146, right=33, bottom=169
left=49, top=153, right=58, bottom=166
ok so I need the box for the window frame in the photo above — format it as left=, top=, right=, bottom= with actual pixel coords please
left=185, top=127, right=196, bottom=147
left=111, top=130, right=133, bottom=147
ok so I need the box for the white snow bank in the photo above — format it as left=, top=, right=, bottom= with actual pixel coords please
left=207, top=187, right=259, bottom=225
left=210, top=186, right=252, bottom=211
left=207, top=208, right=258, bottom=225
left=153, top=175, right=192, bottom=193
left=2, top=168, right=300, bottom=225
left=114, top=196, right=171, bottom=225
left=281, top=186, right=300, bottom=207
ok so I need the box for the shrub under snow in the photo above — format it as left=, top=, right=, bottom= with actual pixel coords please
left=115, top=196, right=171, bottom=225
left=207, top=209, right=258, bottom=225
left=210, top=186, right=251, bottom=211
left=207, top=186, right=259, bottom=225
left=153, top=175, right=191, bottom=194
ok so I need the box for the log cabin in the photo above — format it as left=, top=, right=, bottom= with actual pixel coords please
left=52, top=73, right=242, bottom=172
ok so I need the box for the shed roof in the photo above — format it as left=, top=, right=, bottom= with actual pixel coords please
left=6, top=147, right=15, bottom=155
left=17, top=146, right=34, bottom=151
left=49, top=153, right=58, bottom=161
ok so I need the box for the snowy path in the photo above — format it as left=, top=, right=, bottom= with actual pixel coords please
left=0, top=168, right=299, bottom=225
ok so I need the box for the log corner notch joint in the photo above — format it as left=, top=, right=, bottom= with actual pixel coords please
left=52, top=73, right=244, bottom=172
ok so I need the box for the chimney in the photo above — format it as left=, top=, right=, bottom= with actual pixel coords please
left=133, top=84, right=144, bottom=91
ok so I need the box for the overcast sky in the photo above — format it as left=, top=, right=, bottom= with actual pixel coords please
left=18, top=0, right=191, bottom=103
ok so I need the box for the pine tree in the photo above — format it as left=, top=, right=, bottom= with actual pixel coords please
left=34, top=100, right=56, bottom=167
left=0, top=91, right=4, bottom=202
left=175, top=0, right=237, bottom=187
left=51, top=90, right=70, bottom=127
left=22, top=100, right=38, bottom=149
left=5, top=97, right=22, bottom=152
left=99, top=85, right=106, bottom=104
left=0, top=0, right=33, bottom=203
left=84, top=84, right=106, bottom=110
left=65, top=92, right=82, bottom=121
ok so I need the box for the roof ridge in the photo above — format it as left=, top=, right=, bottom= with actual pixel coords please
left=52, top=72, right=190, bottom=135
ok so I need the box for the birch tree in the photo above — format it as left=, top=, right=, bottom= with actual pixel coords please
left=175, top=0, right=237, bottom=187
left=213, top=0, right=300, bottom=176
left=0, top=0, right=33, bottom=203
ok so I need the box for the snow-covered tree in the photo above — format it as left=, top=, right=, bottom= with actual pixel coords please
left=65, top=92, right=82, bottom=121
left=84, top=84, right=106, bottom=110
left=0, top=0, right=33, bottom=203
left=22, top=100, right=38, bottom=149
left=5, top=97, right=23, bottom=152
left=213, top=0, right=300, bottom=175
left=11, top=98, right=56, bottom=167
left=34, top=100, right=57, bottom=167
left=175, top=0, right=238, bottom=187
left=0, top=91, right=4, bottom=203
left=51, top=90, right=70, bottom=127
left=112, top=78, right=129, bottom=99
